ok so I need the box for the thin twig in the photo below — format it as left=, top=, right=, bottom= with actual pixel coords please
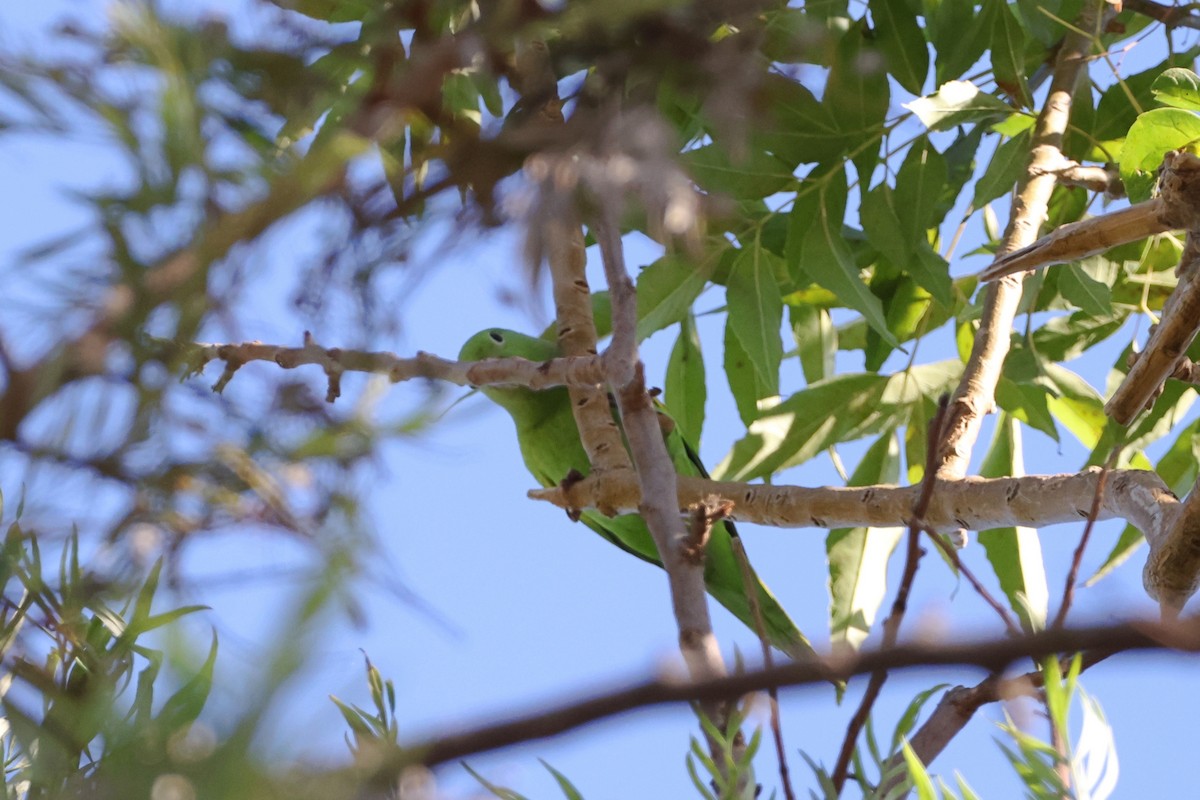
left=938, top=0, right=1109, bottom=480
left=830, top=396, right=950, bottom=792
left=729, top=526, right=795, bottom=800
left=921, top=531, right=1023, bottom=637
left=1051, top=451, right=1116, bottom=630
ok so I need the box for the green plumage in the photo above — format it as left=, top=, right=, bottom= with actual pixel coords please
left=460, top=328, right=812, bottom=660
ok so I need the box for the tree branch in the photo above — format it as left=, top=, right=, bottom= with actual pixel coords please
left=373, top=615, right=1200, bottom=777
left=529, top=467, right=1174, bottom=540
left=1125, top=0, right=1200, bottom=29
left=1105, top=150, right=1200, bottom=424
left=978, top=199, right=1171, bottom=281
left=938, top=0, right=1110, bottom=479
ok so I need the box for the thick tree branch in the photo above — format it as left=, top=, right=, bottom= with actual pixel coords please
left=978, top=199, right=1171, bottom=281
left=938, top=0, right=1109, bottom=479
left=1125, top=0, right=1200, bottom=29
left=530, top=468, right=1174, bottom=541
left=1106, top=151, right=1200, bottom=424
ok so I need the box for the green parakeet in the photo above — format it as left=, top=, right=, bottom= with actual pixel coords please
left=459, top=328, right=812, bottom=659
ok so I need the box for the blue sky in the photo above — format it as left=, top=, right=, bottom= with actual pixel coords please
left=2, top=2, right=1199, bottom=797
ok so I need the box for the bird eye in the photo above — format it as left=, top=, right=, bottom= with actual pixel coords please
left=489, top=331, right=504, bottom=343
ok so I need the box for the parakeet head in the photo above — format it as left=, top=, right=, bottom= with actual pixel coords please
left=459, top=328, right=558, bottom=363
left=459, top=328, right=563, bottom=418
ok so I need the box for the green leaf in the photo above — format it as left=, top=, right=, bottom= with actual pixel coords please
left=827, top=431, right=904, bottom=649
left=727, top=245, right=785, bottom=395
left=683, top=144, right=794, bottom=199
left=988, top=0, right=1031, bottom=107
left=924, top=0, right=992, bottom=85
left=908, top=243, right=954, bottom=310
left=1057, top=264, right=1112, bottom=316
left=156, top=632, right=218, bottom=729
left=1120, top=107, right=1200, bottom=202
left=825, top=20, right=890, bottom=179
left=635, top=253, right=718, bottom=342
left=894, top=138, right=948, bottom=253
left=994, top=377, right=1057, bottom=441
left=869, top=0, right=929, bottom=95
left=724, top=319, right=771, bottom=426
left=539, top=761, right=585, bottom=800
left=756, top=75, right=846, bottom=167
left=665, top=314, right=707, bottom=446
left=973, top=129, right=1032, bottom=208
left=977, top=415, right=1049, bottom=630
left=1152, top=67, right=1200, bottom=112
left=802, top=189, right=898, bottom=348
left=1085, top=524, right=1144, bottom=588
left=905, top=80, right=1014, bottom=132
left=789, top=302, right=837, bottom=383
left=861, top=182, right=910, bottom=261
left=462, top=763, right=530, bottom=800
left=717, top=360, right=961, bottom=480
left=892, top=684, right=952, bottom=752
left=901, top=740, right=938, bottom=799
left=1031, top=310, right=1125, bottom=362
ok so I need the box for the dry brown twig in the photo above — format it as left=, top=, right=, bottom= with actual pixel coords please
left=372, top=615, right=1200, bottom=780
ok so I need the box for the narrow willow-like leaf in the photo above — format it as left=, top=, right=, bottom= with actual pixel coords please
left=539, top=760, right=586, bottom=800
left=825, top=19, right=889, bottom=179
left=789, top=302, right=837, bottom=383
left=717, top=360, right=960, bottom=480
left=756, top=74, right=846, bottom=167
left=727, top=246, right=784, bottom=395
left=682, top=143, right=794, bottom=199
left=905, top=80, right=1011, bottom=131
left=973, top=129, right=1032, bottom=208
left=802, top=201, right=897, bottom=347
left=665, top=313, right=707, bottom=446
left=988, top=0, right=1031, bottom=106
left=635, top=253, right=717, bottom=342
left=924, top=0, right=992, bottom=85
left=869, top=0, right=929, bottom=95
left=1058, top=264, right=1112, bottom=317
left=977, top=414, right=1049, bottom=630
left=827, top=431, right=903, bottom=649
left=724, top=318, right=770, bottom=426
left=894, top=138, right=947, bottom=253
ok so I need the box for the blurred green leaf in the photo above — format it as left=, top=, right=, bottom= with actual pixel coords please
left=869, top=0, right=929, bottom=95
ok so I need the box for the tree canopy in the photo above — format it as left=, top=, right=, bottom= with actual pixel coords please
left=4, top=0, right=1200, bottom=797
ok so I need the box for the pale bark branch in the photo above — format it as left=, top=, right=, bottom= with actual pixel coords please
left=978, top=199, right=1170, bottom=281
left=592, top=199, right=735, bottom=776
left=1146, top=469, right=1200, bottom=613
left=176, top=337, right=610, bottom=396
left=1106, top=151, right=1200, bottom=424
left=938, top=0, right=1110, bottom=480
left=529, top=467, right=1174, bottom=541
